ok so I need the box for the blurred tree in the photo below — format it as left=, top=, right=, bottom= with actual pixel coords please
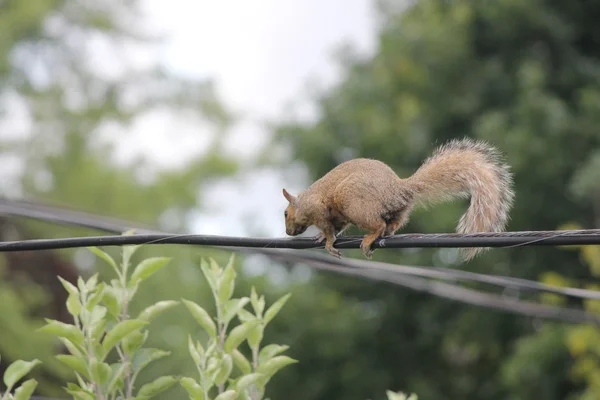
left=263, top=0, right=600, bottom=398
left=0, top=0, right=240, bottom=397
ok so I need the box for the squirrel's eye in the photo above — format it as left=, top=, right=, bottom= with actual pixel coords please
left=284, top=211, right=288, bottom=218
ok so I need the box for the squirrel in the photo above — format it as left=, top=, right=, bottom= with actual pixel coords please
left=282, top=137, right=514, bottom=260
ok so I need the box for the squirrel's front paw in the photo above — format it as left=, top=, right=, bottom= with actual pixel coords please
left=312, top=232, right=325, bottom=243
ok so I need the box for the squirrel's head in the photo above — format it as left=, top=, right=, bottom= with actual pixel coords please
left=282, top=188, right=308, bottom=236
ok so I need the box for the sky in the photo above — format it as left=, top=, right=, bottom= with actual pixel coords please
left=136, top=0, right=378, bottom=237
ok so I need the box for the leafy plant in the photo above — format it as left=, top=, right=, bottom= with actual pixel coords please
left=0, top=357, right=41, bottom=400
left=38, top=239, right=178, bottom=400
left=180, top=255, right=297, bottom=400
left=385, top=391, right=418, bottom=400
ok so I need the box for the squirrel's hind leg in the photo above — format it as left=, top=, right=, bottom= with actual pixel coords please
left=360, top=222, right=386, bottom=259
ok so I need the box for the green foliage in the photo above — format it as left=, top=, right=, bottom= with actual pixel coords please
left=0, top=357, right=41, bottom=400
left=38, top=242, right=177, bottom=399
left=264, top=0, right=600, bottom=398
left=181, top=255, right=297, bottom=400
left=385, top=392, right=417, bottom=400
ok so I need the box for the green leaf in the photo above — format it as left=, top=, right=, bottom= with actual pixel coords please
left=214, top=390, right=237, bottom=400
left=3, top=359, right=41, bottom=392
left=138, top=300, right=179, bottom=322
left=224, top=319, right=261, bottom=352
left=222, top=298, right=250, bottom=325
left=56, top=355, right=88, bottom=378
left=247, top=323, right=264, bottom=350
left=58, top=276, right=79, bottom=297
left=200, top=259, right=218, bottom=292
left=188, top=336, right=203, bottom=366
left=231, top=349, right=252, bottom=374
left=122, top=241, right=141, bottom=267
left=90, top=359, right=112, bottom=385
left=130, top=257, right=171, bottom=286
left=38, top=320, right=84, bottom=346
left=102, top=319, right=148, bottom=354
left=59, top=338, right=83, bottom=358
left=66, top=293, right=82, bottom=317
left=101, top=288, right=120, bottom=318
left=65, top=382, right=95, bottom=400
left=122, top=330, right=147, bottom=356
left=88, top=247, right=119, bottom=275
left=137, top=375, right=178, bottom=398
left=264, top=293, right=291, bottom=325
left=13, top=378, right=38, bottom=400
left=86, top=284, right=106, bottom=311
left=256, top=356, right=297, bottom=380
left=258, top=345, right=289, bottom=365
left=213, top=354, right=233, bottom=385
left=237, top=308, right=256, bottom=323
left=179, top=377, right=205, bottom=400
left=89, top=305, right=107, bottom=327
left=217, top=261, right=236, bottom=303
left=182, top=299, right=217, bottom=337
left=235, top=373, right=264, bottom=393
left=105, top=362, right=128, bottom=394
left=250, top=287, right=261, bottom=316
left=131, top=348, right=171, bottom=373
left=85, top=274, right=99, bottom=291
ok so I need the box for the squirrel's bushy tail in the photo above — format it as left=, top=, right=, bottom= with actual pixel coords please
left=406, top=138, right=514, bottom=260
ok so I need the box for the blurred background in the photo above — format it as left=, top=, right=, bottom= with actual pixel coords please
left=2, top=0, right=600, bottom=399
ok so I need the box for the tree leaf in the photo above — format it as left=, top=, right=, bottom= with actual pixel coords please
left=90, top=359, right=112, bottom=385
left=3, top=359, right=41, bottom=392
left=231, top=349, right=252, bottom=374
left=13, top=378, right=38, bottom=400
left=237, top=308, right=256, bottom=323
left=131, top=348, right=171, bottom=373
left=222, top=298, right=250, bottom=325
left=130, top=257, right=171, bottom=286
left=101, top=288, right=120, bottom=318
left=66, top=293, right=82, bottom=317
left=235, top=373, right=264, bottom=393
left=224, top=319, right=261, bottom=352
left=213, top=354, right=233, bottom=385
left=200, top=259, right=218, bottom=292
left=58, top=276, right=79, bottom=297
left=214, top=390, right=237, bottom=400
left=137, top=300, right=179, bottom=322
left=88, top=247, right=119, bottom=275
left=56, top=355, right=88, bottom=378
left=179, top=377, right=205, bottom=400
left=105, top=362, right=128, bottom=394
left=264, top=294, right=291, bottom=326
left=37, top=320, right=84, bottom=347
left=102, top=319, right=148, bottom=354
left=188, top=336, right=203, bottom=366
left=182, top=299, right=217, bottom=338
left=246, top=323, right=264, bottom=350
left=258, top=345, right=289, bottom=365
left=256, top=356, right=298, bottom=380
left=137, top=375, right=178, bottom=398
left=217, top=261, right=236, bottom=303
left=122, top=330, right=146, bottom=356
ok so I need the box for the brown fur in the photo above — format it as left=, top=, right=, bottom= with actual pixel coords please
left=283, top=138, right=514, bottom=261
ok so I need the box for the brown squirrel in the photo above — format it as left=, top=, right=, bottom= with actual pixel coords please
left=282, top=138, right=514, bottom=260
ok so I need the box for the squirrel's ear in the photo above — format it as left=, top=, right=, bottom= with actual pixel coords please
left=282, top=188, right=296, bottom=203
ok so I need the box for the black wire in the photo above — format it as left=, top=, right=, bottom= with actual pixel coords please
left=1, top=230, right=600, bottom=252
left=3, top=198, right=600, bottom=325
left=2, top=198, right=600, bottom=300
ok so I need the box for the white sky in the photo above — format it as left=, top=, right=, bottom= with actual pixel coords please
left=137, top=0, right=378, bottom=237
